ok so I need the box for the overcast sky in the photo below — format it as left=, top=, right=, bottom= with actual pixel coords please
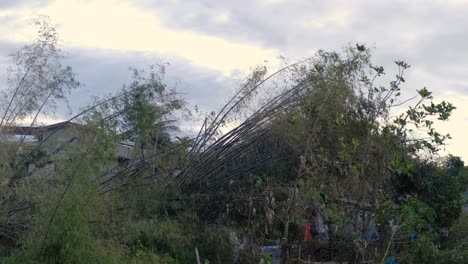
left=1, top=0, right=468, bottom=160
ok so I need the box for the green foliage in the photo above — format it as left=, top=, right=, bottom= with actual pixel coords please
left=1, top=34, right=466, bottom=264
left=123, top=219, right=195, bottom=263
left=400, top=197, right=436, bottom=231
left=259, top=252, right=272, bottom=264
left=119, top=66, right=184, bottom=151
left=10, top=148, right=47, bottom=180
left=398, top=233, right=468, bottom=264
left=120, top=249, right=178, bottom=264
left=393, top=156, right=465, bottom=227
left=197, top=227, right=235, bottom=264
left=0, top=16, right=79, bottom=132
left=5, top=155, right=102, bottom=263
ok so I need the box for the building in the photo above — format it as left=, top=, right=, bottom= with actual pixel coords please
left=1, top=121, right=135, bottom=180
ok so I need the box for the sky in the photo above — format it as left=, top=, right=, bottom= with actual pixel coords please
left=0, top=0, right=468, bottom=160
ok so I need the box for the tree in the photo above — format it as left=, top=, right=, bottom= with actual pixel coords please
left=0, top=17, right=80, bottom=257
left=0, top=16, right=79, bottom=183
left=393, top=155, right=465, bottom=227
left=288, top=45, right=456, bottom=262
left=189, top=44, right=458, bottom=263
left=0, top=16, right=79, bottom=131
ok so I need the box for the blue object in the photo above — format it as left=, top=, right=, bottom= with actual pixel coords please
left=261, top=246, right=281, bottom=264
left=366, top=228, right=380, bottom=243
left=385, top=256, right=399, bottom=264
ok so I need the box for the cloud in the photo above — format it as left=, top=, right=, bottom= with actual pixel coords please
left=134, top=0, right=366, bottom=53
left=130, top=0, right=468, bottom=88
left=1, top=0, right=279, bottom=76
left=61, top=47, right=236, bottom=115
left=0, top=0, right=50, bottom=9
left=0, top=41, right=23, bottom=92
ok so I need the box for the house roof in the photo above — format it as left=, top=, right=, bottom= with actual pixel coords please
left=3, top=121, right=83, bottom=135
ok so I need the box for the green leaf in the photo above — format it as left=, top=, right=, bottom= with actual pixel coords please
left=417, top=87, right=432, bottom=98
left=289, top=114, right=298, bottom=124
left=356, top=44, right=366, bottom=52
left=319, top=192, right=330, bottom=204
left=298, top=179, right=305, bottom=189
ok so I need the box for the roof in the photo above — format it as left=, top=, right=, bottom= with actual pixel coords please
left=3, top=121, right=83, bottom=136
